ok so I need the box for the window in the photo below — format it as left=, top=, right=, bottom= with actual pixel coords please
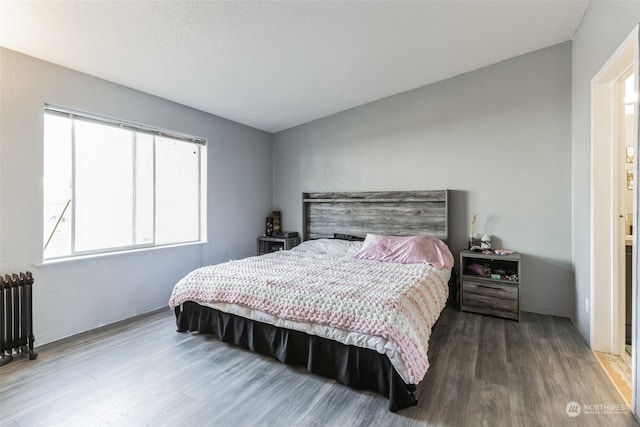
left=43, top=105, right=206, bottom=260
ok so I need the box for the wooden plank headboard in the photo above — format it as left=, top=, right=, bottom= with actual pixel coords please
left=302, top=190, right=449, bottom=242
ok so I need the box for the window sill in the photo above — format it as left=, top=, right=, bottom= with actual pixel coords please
left=35, top=241, right=209, bottom=267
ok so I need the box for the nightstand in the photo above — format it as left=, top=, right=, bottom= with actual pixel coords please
left=257, top=236, right=300, bottom=255
left=460, top=250, right=521, bottom=321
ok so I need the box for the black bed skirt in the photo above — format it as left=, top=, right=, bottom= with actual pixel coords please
left=175, top=301, right=417, bottom=412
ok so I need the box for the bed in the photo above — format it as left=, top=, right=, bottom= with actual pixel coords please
left=169, top=190, right=452, bottom=411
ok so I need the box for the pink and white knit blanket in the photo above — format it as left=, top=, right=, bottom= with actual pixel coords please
left=168, top=250, right=450, bottom=384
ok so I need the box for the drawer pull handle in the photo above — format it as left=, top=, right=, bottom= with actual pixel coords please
left=476, top=284, right=504, bottom=291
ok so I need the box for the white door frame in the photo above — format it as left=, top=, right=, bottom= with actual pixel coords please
left=591, top=24, right=639, bottom=412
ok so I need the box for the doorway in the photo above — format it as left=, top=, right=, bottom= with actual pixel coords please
left=591, top=25, right=639, bottom=411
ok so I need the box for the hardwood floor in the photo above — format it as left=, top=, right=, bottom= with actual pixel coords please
left=595, top=351, right=632, bottom=406
left=1, top=307, right=638, bottom=426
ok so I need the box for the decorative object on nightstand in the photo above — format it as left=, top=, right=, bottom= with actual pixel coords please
left=468, top=213, right=478, bottom=249
left=481, top=234, right=491, bottom=249
left=257, top=235, right=300, bottom=255
left=460, top=249, right=521, bottom=321
left=272, top=211, right=281, bottom=233
left=265, top=216, right=273, bottom=236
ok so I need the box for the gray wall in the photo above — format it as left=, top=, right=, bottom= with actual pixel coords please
left=274, top=42, right=573, bottom=317
left=0, top=48, right=273, bottom=345
left=571, top=3, right=640, bottom=341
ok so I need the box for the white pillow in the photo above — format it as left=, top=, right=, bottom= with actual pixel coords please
left=291, top=239, right=363, bottom=258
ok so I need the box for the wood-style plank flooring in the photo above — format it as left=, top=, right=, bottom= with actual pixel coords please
left=1, top=307, right=638, bottom=426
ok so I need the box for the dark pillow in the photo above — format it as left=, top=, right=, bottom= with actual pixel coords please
left=333, top=233, right=365, bottom=241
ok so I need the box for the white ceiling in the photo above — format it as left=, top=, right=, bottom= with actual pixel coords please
left=0, top=1, right=588, bottom=133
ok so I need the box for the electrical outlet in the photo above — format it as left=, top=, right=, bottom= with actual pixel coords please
left=585, top=297, right=590, bottom=314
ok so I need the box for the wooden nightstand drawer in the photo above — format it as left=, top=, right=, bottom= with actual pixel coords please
left=462, top=279, right=518, bottom=319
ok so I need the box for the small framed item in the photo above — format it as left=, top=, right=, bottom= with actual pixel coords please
left=627, top=146, right=634, bottom=163
left=628, top=169, right=634, bottom=190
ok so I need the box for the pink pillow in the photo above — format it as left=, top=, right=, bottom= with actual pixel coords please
left=353, top=234, right=454, bottom=269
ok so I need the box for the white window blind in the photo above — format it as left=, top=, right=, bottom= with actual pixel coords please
left=43, top=105, right=207, bottom=260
